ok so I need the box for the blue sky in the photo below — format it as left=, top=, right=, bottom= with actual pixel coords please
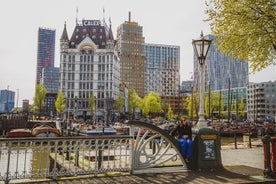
left=0, top=0, right=275, bottom=106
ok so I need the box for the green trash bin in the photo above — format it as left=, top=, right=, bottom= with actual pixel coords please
left=193, top=128, right=223, bottom=171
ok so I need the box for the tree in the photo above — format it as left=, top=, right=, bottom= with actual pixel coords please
left=204, top=92, right=224, bottom=119
left=167, top=104, right=176, bottom=121
left=206, top=0, right=276, bottom=72
left=128, top=88, right=140, bottom=119
left=115, top=93, right=124, bottom=113
left=239, top=98, right=246, bottom=119
left=88, top=93, right=96, bottom=122
left=33, top=83, right=47, bottom=117
left=140, top=92, right=163, bottom=118
left=55, top=91, right=65, bottom=118
left=186, top=92, right=199, bottom=121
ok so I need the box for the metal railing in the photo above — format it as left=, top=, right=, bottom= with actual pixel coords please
left=0, top=135, right=132, bottom=183
left=0, top=123, right=186, bottom=183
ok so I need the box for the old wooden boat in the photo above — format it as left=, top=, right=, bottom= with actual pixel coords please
left=32, top=123, right=60, bottom=137
left=6, top=128, right=32, bottom=138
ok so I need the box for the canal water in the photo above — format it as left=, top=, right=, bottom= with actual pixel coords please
left=0, top=147, right=51, bottom=177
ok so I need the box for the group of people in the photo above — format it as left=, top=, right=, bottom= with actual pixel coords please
left=170, top=118, right=193, bottom=162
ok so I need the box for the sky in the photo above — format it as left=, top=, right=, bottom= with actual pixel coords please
left=0, top=0, right=275, bottom=107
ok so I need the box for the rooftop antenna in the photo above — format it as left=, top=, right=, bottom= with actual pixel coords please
left=76, top=7, right=78, bottom=25
left=103, top=7, right=105, bottom=21
left=128, top=11, right=131, bottom=22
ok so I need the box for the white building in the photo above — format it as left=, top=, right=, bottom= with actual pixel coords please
left=59, top=19, right=120, bottom=121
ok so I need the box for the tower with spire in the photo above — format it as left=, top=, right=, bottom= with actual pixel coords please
left=59, top=13, right=120, bottom=121
left=60, top=22, right=69, bottom=53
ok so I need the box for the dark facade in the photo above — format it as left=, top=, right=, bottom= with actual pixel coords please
left=36, top=28, right=56, bottom=85
left=42, top=93, right=57, bottom=117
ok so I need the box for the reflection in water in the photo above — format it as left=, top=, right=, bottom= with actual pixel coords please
left=0, top=148, right=32, bottom=177
left=31, top=146, right=51, bottom=176
left=0, top=145, right=50, bottom=177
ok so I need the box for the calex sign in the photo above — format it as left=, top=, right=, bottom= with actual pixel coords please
left=83, top=20, right=101, bottom=26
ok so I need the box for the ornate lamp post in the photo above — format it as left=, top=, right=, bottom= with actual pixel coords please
left=192, top=31, right=212, bottom=129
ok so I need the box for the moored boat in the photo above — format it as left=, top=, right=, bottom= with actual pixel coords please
left=83, top=127, right=117, bottom=135
left=6, top=128, right=32, bottom=138
left=32, top=123, right=60, bottom=137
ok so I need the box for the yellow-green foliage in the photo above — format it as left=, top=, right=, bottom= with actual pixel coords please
left=206, top=0, right=276, bottom=72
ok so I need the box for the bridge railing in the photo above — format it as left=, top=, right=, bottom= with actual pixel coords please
left=0, top=121, right=186, bottom=183
left=0, top=135, right=133, bottom=183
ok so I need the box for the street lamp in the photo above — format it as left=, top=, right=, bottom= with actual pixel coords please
left=192, top=31, right=212, bottom=128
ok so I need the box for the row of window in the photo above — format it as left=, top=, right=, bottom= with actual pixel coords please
left=61, top=54, right=114, bottom=63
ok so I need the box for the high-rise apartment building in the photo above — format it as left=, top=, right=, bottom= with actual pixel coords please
left=36, top=28, right=56, bottom=85
left=117, top=12, right=146, bottom=97
left=145, top=43, right=180, bottom=96
left=59, top=18, right=120, bottom=121
left=145, top=43, right=180, bottom=113
left=247, top=81, right=276, bottom=123
left=193, top=34, right=249, bottom=91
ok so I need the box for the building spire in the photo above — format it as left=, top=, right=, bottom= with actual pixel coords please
left=108, top=17, right=114, bottom=40
left=60, top=21, right=69, bottom=41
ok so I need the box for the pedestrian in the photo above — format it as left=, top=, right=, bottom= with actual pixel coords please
left=170, top=118, right=193, bottom=162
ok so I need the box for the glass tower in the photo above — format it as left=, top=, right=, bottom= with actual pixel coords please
left=36, top=28, right=56, bottom=85
left=193, top=34, right=249, bottom=91
left=0, top=89, right=15, bottom=113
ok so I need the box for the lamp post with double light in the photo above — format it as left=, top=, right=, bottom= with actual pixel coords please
left=192, top=31, right=212, bottom=129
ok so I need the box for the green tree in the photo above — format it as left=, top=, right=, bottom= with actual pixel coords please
left=204, top=92, right=224, bottom=119
left=206, top=0, right=276, bottom=72
left=186, top=92, right=199, bottom=121
left=167, top=104, right=176, bottom=121
left=33, top=83, right=47, bottom=117
left=55, top=91, right=65, bottom=118
left=239, top=98, right=246, bottom=119
left=140, top=92, right=163, bottom=118
left=128, top=88, right=140, bottom=119
left=88, top=93, right=96, bottom=121
left=116, top=93, right=124, bottom=113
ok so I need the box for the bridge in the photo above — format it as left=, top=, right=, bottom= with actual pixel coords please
left=0, top=120, right=187, bottom=184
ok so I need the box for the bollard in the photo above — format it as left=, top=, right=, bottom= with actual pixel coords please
left=234, top=131, right=237, bottom=149
left=248, top=132, right=252, bottom=148
left=262, top=135, right=272, bottom=178
left=271, top=137, right=276, bottom=172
